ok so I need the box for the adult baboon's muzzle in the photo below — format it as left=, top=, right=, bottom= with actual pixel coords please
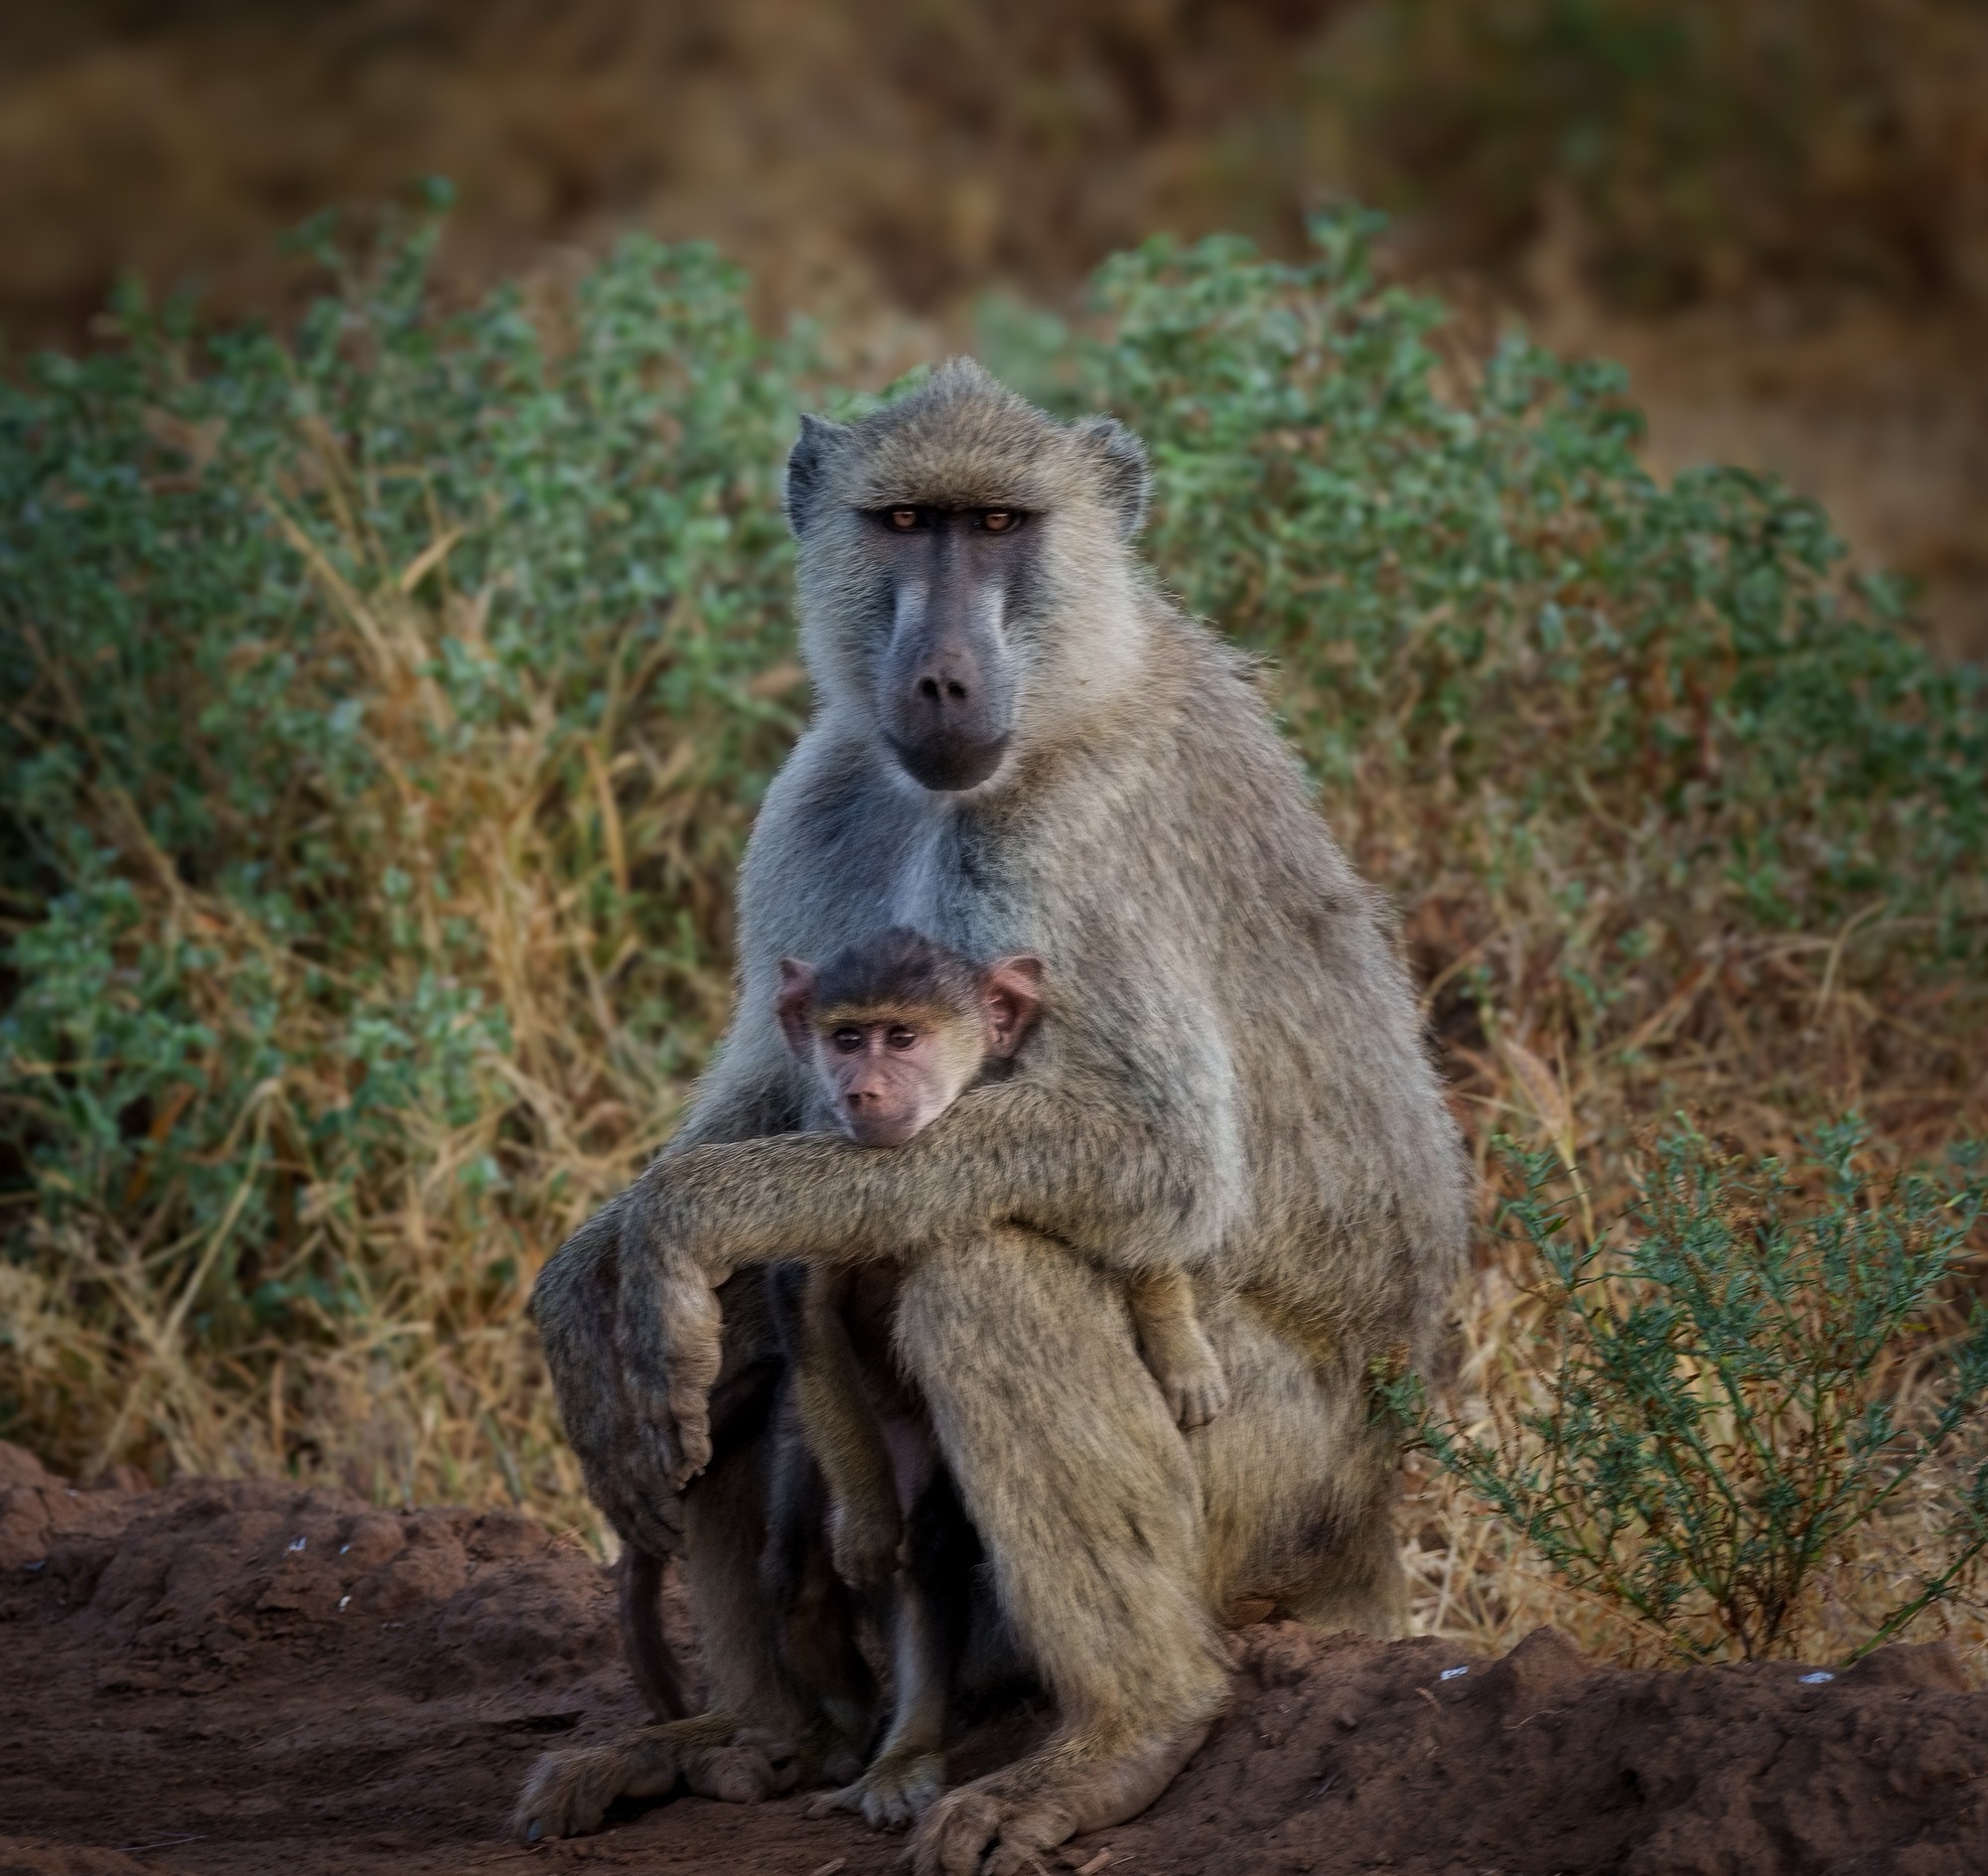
left=882, top=587, right=1016, bottom=793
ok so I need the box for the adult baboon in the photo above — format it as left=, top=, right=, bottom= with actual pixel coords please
left=518, top=361, right=1470, bottom=1875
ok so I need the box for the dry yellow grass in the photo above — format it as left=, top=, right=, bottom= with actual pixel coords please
left=4, top=217, right=1983, bottom=1670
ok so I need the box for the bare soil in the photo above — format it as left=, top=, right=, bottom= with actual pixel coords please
left=4, top=1444, right=1985, bottom=1876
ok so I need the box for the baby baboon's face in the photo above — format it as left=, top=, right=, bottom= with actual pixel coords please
left=810, top=1007, right=982, bottom=1147
left=777, top=942, right=1046, bottom=1148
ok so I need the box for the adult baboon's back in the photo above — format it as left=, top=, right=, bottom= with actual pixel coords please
left=519, top=361, right=1470, bottom=1875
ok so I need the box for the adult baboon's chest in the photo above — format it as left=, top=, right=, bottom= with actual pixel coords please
left=870, top=794, right=1036, bottom=960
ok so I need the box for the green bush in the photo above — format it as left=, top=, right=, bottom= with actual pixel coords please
left=1399, top=1123, right=1988, bottom=1661
left=1, top=196, right=1982, bottom=1541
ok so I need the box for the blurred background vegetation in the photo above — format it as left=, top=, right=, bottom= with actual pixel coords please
left=2, top=0, right=1985, bottom=1664
left=3, top=0, right=1985, bottom=656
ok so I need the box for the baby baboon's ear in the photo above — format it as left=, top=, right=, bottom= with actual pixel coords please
left=981, top=954, right=1046, bottom=1058
left=783, top=413, right=852, bottom=538
left=1071, top=415, right=1151, bottom=540
left=775, top=957, right=819, bottom=1058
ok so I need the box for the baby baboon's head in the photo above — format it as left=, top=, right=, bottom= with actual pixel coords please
left=776, top=926, right=1044, bottom=1148
left=781, top=360, right=1153, bottom=794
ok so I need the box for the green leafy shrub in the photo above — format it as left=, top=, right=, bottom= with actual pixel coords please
left=2, top=199, right=1982, bottom=1580
left=1400, top=1122, right=1988, bottom=1661
left=1, top=196, right=811, bottom=1499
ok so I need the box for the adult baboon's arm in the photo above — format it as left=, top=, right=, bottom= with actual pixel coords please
left=614, top=1068, right=1243, bottom=1482
left=644, top=1074, right=1227, bottom=1277
left=530, top=1051, right=798, bottom=1548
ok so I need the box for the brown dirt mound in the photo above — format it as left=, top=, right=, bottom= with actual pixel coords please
left=3, top=1443, right=1985, bottom=1875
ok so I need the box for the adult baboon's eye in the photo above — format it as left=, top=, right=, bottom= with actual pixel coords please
left=888, top=507, right=921, bottom=531
left=832, top=1027, right=864, bottom=1053
left=886, top=1026, right=918, bottom=1050
left=981, top=509, right=1017, bottom=532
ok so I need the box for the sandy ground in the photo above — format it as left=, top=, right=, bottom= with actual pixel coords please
left=4, top=1444, right=1987, bottom=1875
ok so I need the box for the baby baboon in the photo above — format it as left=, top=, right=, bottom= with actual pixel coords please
left=613, top=926, right=1229, bottom=1768
left=781, top=925, right=1230, bottom=1460
left=772, top=925, right=1229, bottom=1826
left=521, top=361, right=1471, bottom=1874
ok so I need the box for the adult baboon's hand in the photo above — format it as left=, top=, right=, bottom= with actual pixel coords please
left=612, top=1185, right=726, bottom=1494
left=529, top=1192, right=716, bottom=1555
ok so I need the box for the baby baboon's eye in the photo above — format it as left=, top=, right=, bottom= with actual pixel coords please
left=888, top=507, right=921, bottom=531
left=980, top=509, right=1017, bottom=532
left=832, top=1027, right=865, bottom=1053
left=886, top=1025, right=919, bottom=1050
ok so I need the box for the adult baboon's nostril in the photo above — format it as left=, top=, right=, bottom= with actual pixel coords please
left=946, top=680, right=967, bottom=700
left=920, top=677, right=940, bottom=701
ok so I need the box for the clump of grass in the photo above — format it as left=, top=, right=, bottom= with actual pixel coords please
left=4, top=196, right=1985, bottom=1635
left=2, top=192, right=808, bottom=1529
left=1394, top=1121, right=1988, bottom=1663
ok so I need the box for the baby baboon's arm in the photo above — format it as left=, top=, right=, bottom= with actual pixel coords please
left=793, top=1272, right=904, bottom=1588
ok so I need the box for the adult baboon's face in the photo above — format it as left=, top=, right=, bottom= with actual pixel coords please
left=782, top=361, right=1152, bottom=795
left=861, top=502, right=1033, bottom=792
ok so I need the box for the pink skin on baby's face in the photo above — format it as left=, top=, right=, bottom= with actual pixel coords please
left=814, top=1016, right=962, bottom=1147
left=776, top=953, right=1044, bottom=1149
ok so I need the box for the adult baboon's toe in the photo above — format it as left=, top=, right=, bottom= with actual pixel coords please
left=829, top=1747, right=945, bottom=1830
left=682, top=1728, right=796, bottom=1804
left=509, top=1749, right=608, bottom=1842
left=910, top=1788, right=1004, bottom=1875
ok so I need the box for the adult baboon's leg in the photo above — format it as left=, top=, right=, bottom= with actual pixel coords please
left=1187, top=1293, right=1411, bottom=1641
left=512, top=1391, right=814, bottom=1842
left=896, top=1228, right=1230, bottom=1876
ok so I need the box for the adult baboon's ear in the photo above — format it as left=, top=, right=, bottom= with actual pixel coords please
left=783, top=413, right=852, bottom=538
left=776, top=957, right=818, bottom=1057
left=1071, top=416, right=1151, bottom=540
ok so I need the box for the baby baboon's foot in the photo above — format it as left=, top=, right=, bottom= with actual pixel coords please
left=682, top=1726, right=799, bottom=1804
left=804, top=1746, right=945, bottom=1831
left=509, top=1716, right=791, bottom=1842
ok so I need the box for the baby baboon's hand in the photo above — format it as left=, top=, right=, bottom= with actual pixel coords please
left=827, top=1492, right=904, bottom=1590
left=1166, top=1358, right=1231, bottom=1430
left=1144, top=1320, right=1230, bottom=1431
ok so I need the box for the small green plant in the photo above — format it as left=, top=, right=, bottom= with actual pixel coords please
left=1400, top=1121, right=1988, bottom=1661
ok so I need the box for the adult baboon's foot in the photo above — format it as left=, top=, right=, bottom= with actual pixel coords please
left=909, top=1713, right=1214, bottom=1876
left=804, top=1744, right=945, bottom=1830
left=509, top=1715, right=796, bottom=1841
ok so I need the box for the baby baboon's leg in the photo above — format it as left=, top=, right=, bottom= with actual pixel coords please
left=898, top=1228, right=1229, bottom=1876
left=762, top=1385, right=881, bottom=1779
left=513, top=1415, right=808, bottom=1843
left=1126, top=1266, right=1229, bottom=1430
left=810, top=1462, right=978, bottom=1830
left=794, top=1269, right=905, bottom=1589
